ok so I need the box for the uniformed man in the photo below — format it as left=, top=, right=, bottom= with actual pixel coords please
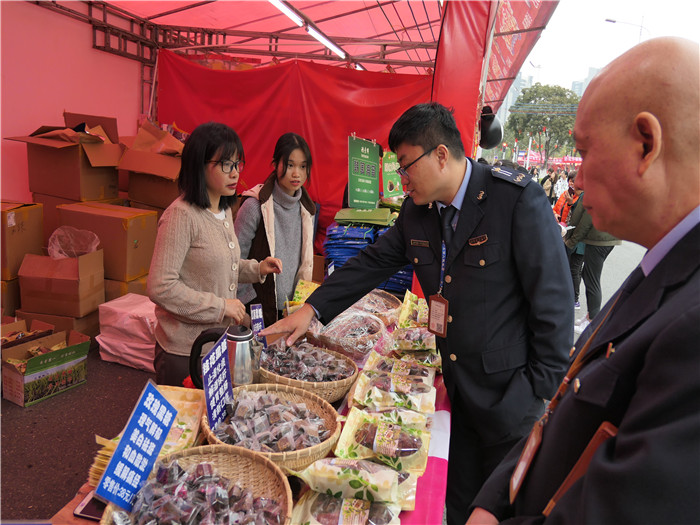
left=261, top=102, right=573, bottom=524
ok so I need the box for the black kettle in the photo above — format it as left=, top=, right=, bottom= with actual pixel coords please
left=189, top=325, right=258, bottom=389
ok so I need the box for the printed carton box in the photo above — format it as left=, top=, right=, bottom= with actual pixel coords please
left=57, top=202, right=157, bottom=281
left=2, top=330, right=90, bottom=407
left=16, top=309, right=100, bottom=339
left=18, top=250, right=105, bottom=318
left=1, top=202, right=44, bottom=280
left=1, top=318, right=54, bottom=348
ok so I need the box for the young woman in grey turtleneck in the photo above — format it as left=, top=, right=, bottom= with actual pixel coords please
left=234, top=133, right=316, bottom=328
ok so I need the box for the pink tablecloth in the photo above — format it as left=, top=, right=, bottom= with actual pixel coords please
left=401, top=374, right=451, bottom=524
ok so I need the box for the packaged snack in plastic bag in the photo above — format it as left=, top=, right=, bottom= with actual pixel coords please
left=353, top=370, right=436, bottom=414
left=308, top=310, right=388, bottom=365
left=396, top=291, right=428, bottom=328
left=335, top=407, right=430, bottom=474
left=365, top=407, right=431, bottom=433
left=392, top=326, right=436, bottom=351
left=291, top=490, right=401, bottom=525
left=392, top=349, right=443, bottom=371
left=292, top=458, right=399, bottom=503
left=364, top=350, right=436, bottom=385
left=349, top=289, right=402, bottom=327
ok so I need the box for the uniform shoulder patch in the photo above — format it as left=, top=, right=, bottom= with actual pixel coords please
left=491, top=166, right=530, bottom=187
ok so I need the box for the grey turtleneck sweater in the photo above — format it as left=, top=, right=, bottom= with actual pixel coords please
left=235, top=180, right=303, bottom=309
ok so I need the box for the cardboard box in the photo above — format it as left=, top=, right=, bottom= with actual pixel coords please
left=1, top=202, right=44, bottom=280
left=1, top=318, right=54, bottom=348
left=32, top=193, right=127, bottom=246
left=1, top=278, right=21, bottom=316
left=2, top=330, right=90, bottom=407
left=105, top=275, right=148, bottom=302
left=16, top=309, right=100, bottom=339
left=129, top=200, right=166, bottom=221
left=18, top=250, right=105, bottom=317
left=57, top=202, right=157, bottom=281
left=6, top=112, right=121, bottom=201
left=122, top=150, right=181, bottom=209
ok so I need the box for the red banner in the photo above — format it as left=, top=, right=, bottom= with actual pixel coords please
left=157, top=50, right=432, bottom=253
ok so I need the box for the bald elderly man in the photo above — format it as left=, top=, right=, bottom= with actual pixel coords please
left=467, top=37, right=700, bottom=524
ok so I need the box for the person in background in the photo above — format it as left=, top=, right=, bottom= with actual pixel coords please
left=552, top=171, right=579, bottom=224
left=563, top=189, right=621, bottom=333
left=234, top=132, right=316, bottom=328
left=553, top=168, right=569, bottom=200
left=539, top=167, right=556, bottom=204
left=468, top=37, right=700, bottom=525
left=261, top=102, right=573, bottom=525
left=562, top=180, right=585, bottom=309
left=148, top=122, right=282, bottom=386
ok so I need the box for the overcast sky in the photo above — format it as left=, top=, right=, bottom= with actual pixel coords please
left=520, top=0, right=700, bottom=88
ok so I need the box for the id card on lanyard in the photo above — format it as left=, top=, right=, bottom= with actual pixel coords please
left=428, top=241, right=449, bottom=338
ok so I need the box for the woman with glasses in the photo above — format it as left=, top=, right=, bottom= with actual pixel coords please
left=148, top=122, right=282, bottom=386
left=234, top=132, right=316, bottom=328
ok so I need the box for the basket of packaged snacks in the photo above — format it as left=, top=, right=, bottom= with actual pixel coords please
left=258, top=339, right=358, bottom=403
left=201, top=383, right=341, bottom=471
left=100, top=444, right=293, bottom=525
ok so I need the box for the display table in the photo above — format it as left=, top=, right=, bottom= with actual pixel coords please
left=54, top=369, right=451, bottom=524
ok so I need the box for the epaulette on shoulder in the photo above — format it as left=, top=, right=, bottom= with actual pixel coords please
left=491, top=166, right=530, bottom=187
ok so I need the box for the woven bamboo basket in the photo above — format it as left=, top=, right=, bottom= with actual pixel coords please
left=99, top=444, right=293, bottom=525
left=202, top=383, right=341, bottom=471
left=258, top=347, right=358, bottom=403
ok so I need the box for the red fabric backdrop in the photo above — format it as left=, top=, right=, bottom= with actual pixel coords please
left=432, top=0, right=492, bottom=158
left=157, top=50, right=432, bottom=253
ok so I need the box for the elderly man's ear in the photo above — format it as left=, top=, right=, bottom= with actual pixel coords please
left=634, top=111, right=662, bottom=173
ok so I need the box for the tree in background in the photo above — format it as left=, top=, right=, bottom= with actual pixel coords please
left=506, top=84, right=580, bottom=169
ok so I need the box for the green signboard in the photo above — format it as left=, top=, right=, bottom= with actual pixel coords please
left=382, top=151, right=403, bottom=197
left=348, top=136, right=381, bottom=209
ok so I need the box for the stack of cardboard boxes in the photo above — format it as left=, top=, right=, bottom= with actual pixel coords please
left=1, top=202, right=44, bottom=316
left=5, top=112, right=182, bottom=336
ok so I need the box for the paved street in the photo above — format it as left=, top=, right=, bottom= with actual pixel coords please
left=574, top=240, right=646, bottom=324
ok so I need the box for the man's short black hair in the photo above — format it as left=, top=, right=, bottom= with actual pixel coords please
left=388, top=102, right=465, bottom=158
left=178, top=122, right=244, bottom=210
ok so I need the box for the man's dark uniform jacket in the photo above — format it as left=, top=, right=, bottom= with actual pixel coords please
left=472, top=224, right=700, bottom=523
left=308, top=158, right=574, bottom=446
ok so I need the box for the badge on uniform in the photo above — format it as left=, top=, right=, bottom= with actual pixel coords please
left=428, top=294, right=449, bottom=338
left=468, top=234, right=488, bottom=246
left=411, top=239, right=430, bottom=247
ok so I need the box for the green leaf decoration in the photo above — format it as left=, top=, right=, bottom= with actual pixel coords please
left=349, top=480, right=363, bottom=489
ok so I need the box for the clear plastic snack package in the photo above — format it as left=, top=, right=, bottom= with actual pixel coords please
left=335, top=407, right=431, bottom=474
left=364, top=350, right=436, bottom=385
left=396, top=290, right=429, bottom=328
left=392, top=326, right=436, bottom=351
left=308, top=310, right=389, bottom=365
left=392, top=348, right=443, bottom=371
left=292, top=457, right=418, bottom=511
left=353, top=370, right=437, bottom=414
left=349, top=289, right=402, bottom=327
left=365, top=407, right=431, bottom=433
left=291, top=490, right=401, bottom=525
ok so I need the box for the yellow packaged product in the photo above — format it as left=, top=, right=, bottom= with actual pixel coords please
left=364, top=350, right=436, bottom=385
left=335, top=407, right=430, bottom=474
left=291, top=490, right=401, bottom=524
left=353, top=370, right=436, bottom=414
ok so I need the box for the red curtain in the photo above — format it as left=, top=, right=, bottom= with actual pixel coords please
left=157, top=50, right=432, bottom=253
left=431, top=1, right=492, bottom=157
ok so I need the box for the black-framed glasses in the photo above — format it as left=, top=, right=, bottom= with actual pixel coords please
left=209, top=159, right=245, bottom=174
left=396, top=147, right=436, bottom=178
